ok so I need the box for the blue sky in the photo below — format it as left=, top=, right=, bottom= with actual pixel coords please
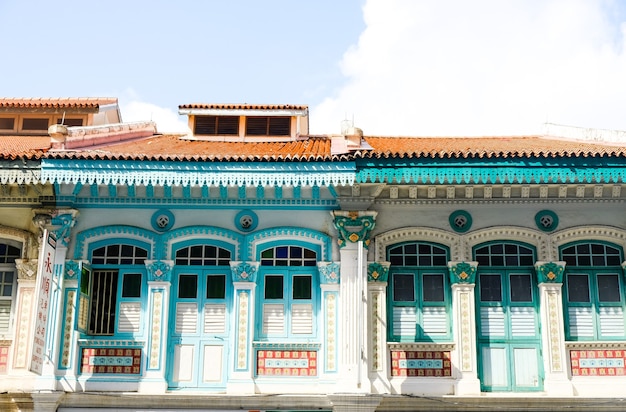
left=2, top=0, right=626, bottom=137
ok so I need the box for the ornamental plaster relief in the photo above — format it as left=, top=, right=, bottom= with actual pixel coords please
left=550, top=226, right=626, bottom=259
left=374, top=227, right=460, bottom=261
left=465, top=226, right=548, bottom=261
left=0, top=225, right=37, bottom=259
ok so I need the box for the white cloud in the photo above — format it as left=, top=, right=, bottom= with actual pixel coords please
left=311, top=0, right=626, bottom=136
left=120, top=100, right=189, bottom=134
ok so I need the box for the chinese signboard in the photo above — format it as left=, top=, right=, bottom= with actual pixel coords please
left=29, top=230, right=56, bottom=375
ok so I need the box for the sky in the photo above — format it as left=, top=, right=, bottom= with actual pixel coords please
left=1, top=0, right=626, bottom=137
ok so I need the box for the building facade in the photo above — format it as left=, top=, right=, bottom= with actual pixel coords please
left=1, top=99, right=626, bottom=411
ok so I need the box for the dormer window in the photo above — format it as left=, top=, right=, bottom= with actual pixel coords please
left=246, top=116, right=290, bottom=136
left=194, top=115, right=239, bottom=136
left=179, top=103, right=308, bottom=142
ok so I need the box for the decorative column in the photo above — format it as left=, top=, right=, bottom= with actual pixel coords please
left=318, top=262, right=341, bottom=377
left=332, top=210, right=377, bottom=393
left=11, top=259, right=38, bottom=371
left=448, top=261, right=481, bottom=395
left=34, top=210, right=78, bottom=389
left=367, top=261, right=390, bottom=393
left=140, top=259, right=173, bottom=393
left=535, top=261, right=573, bottom=395
left=227, top=261, right=259, bottom=394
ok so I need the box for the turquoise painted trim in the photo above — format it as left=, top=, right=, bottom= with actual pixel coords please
left=162, top=226, right=243, bottom=261
left=127, top=186, right=135, bottom=197
left=357, top=166, right=626, bottom=185
left=146, top=185, right=154, bottom=198
left=275, top=185, right=282, bottom=199
left=108, top=184, right=116, bottom=197
left=72, top=182, right=83, bottom=195
left=246, top=227, right=331, bottom=262
left=41, top=159, right=356, bottom=187
left=74, top=225, right=157, bottom=260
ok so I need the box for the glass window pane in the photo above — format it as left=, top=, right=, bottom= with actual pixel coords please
left=206, top=275, right=226, bottom=299
left=265, top=275, right=283, bottom=299
left=276, top=246, right=289, bottom=259
left=293, top=275, right=312, bottom=299
left=480, top=274, right=502, bottom=302
left=393, top=274, right=415, bottom=302
left=597, top=274, right=621, bottom=302
left=422, top=274, right=444, bottom=302
left=178, top=274, right=197, bottom=299
left=122, top=273, right=141, bottom=298
left=510, top=274, right=532, bottom=302
left=567, top=274, right=590, bottom=302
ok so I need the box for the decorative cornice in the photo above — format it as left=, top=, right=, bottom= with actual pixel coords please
left=144, top=260, right=174, bottom=282
left=247, top=227, right=331, bottom=262
left=465, top=227, right=546, bottom=261
left=332, top=210, right=377, bottom=248
left=535, top=261, right=566, bottom=283
left=368, top=261, right=390, bottom=282
left=448, top=261, right=478, bottom=284
left=73, top=225, right=156, bottom=260
left=565, top=341, right=626, bottom=350
left=230, top=261, right=260, bottom=283
left=161, top=226, right=243, bottom=261
left=252, top=341, right=322, bottom=350
left=375, top=227, right=460, bottom=261
left=317, top=261, right=340, bottom=284
left=550, top=226, right=626, bottom=259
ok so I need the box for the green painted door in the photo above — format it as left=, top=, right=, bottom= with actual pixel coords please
left=475, top=243, right=544, bottom=392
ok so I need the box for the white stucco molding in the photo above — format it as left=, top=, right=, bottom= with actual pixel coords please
left=549, top=225, right=626, bottom=260
left=464, top=226, right=548, bottom=261
left=0, top=225, right=38, bottom=260
left=374, top=227, right=461, bottom=261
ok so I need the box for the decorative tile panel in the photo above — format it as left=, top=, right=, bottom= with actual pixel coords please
left=256, top=350, right=317, bottom=376
left=570, top=350, right=626, bottom=376
left=390, top=350, right=452, bottom=377
left=60, top=290, right=76, bottom=368
left=148, top=290, right=163, bottom=370
left=325, top=292, right=337, bottom=372
left=0, top=343, right=9, bottom=373
left=13, top=287, right=34, bottom=368
left=80, top=348, right=141, bottom=374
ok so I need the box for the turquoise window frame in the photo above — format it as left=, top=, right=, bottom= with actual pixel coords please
left=386, top=241, right=451, bottom=342
left=560, top=241, right=626, bottom=341
left=255, top=243, right=319, bottom=341
left=81, top=239, right=150, bottom=338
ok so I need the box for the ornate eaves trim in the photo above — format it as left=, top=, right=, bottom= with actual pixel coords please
left=41, top=160, right=355, bottom=187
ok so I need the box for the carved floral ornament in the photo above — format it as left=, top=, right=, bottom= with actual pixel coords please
left=230, top=261, right=260, bottom=283
left=144, top=260, right=174, bottom=282
left=448, top=261, right=478, bottom=284
left=332, top=210, right=377, bottom=249
left=317, top=261, right=340, bottom=284
left=368, top=261, right=390, bottom=282
left=15, top=259, right=38, bottom=280
left=535, top=261, right=566, bottom=283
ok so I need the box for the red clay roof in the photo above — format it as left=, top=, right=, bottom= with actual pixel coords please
left=46, top=134, right=332, bottom=161
left=360, top=136, right=626, bottom=159
left=42, top=134, right=626, bottom=162
left=0, top=97, right=118, bottom=110
left=178, top=103, right=308, bottom=111
left=0, top=136, right=51, bottom=160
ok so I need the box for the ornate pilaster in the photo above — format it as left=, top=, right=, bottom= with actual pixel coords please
left=332, top=211, right=377, bottom=249
left=447, top=261, right=480, bottom=394
left=318, top=262, right=340, bottom=375
left=140, top=260, right=174, bottom=392
left=367, top=261, right=389, bottom=393
left=535, top=261, right=572, bottom=395
left=330, top=211, right=374, bottom=393
left=227, top=261, right=259, bottom=394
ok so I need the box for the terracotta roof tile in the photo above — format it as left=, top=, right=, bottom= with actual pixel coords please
left=0, top=97, right=117, bottom=110
left=360, top=136, right=626, bottom=159
left=0, top=136, right=51, bottom=160
left=46, top=134, right=333, bottom=161
left=178, top=103, right=308, bottom=111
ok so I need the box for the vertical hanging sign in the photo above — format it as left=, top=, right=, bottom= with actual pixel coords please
left=29, top=229, right=56, bottom=375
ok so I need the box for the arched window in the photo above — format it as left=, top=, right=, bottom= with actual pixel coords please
left=0, top=242, right=20, bottom=336
left=387, top=242, right=451, bottom=342
left=80, top=243, right=149, bottom=336
left=258, top=245, right=318, bottom=339
left=561, top=242, right=625, bottom=340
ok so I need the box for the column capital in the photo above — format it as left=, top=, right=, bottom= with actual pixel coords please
left=367, top=261, right=390, bottom=282
left=230, top=261, right=260, bottom=283
left=331, top=210, right=377, bottom=249
left=317, top=261, right=340, bottom=284
left=144, top=260, right=174, bottom=282
left=535, top=261, right=566, bottom=283
left=32, top=208, right=79, bottom=248
left=448, top=261, right=478, bottom=284
left=15, top=258, right=38, bottom=280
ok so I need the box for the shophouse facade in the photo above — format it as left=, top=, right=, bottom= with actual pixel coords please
left=1, top=98, right=626, bottom=411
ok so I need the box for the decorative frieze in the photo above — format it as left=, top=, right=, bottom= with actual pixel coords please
left=15, top=259, right=37, bottom=280
left=332, top=210, right=377, bottom=248
left=535, top=261, right=566, bottom=283
left=144, top=260, right=174, bottom=282
left=367, top=261, right=390, bottom=282
left=390, top=350, right=452, bottom=377
left=80, top=348, right=142, bottom=374
left=317, top=261, right=340, bottom=284
left=448, top=261, right=478, bottom=284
